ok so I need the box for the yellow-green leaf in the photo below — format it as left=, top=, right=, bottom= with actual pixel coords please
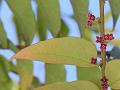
left=11, top=37, right=97, bottom=67
left=7, top=0, right=36, bottom=45
left=8, top=41, right=33, bottom=90
left=105, top=11, right=112, bottom=24
left=46, top=64, right=66, bottom=84
left=0, top=20, right=7, bottom=48
left=109, top=0, right=120, bottom=27
left=34, top=81, right=100, bottom=90
left=71, top=0, right=89, bottom=37
left=77, top=67, right=101, bottom=87
left=109, top=39, right=120, bottom=46
left=105, top=60, right=120, bottom=89
left=36, top=0, right=61, bottom=37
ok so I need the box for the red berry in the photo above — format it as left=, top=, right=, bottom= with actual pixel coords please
left=91, top=58, right=97, bottom=64
left=109, top=34, right=114, bottom=40
left=90, top=15, right=95, bottom=21
left=87, top=20, right=93, bottom=27
left=96, top=36, right=103, bottom=43
left=100, top=44, right=107, bottom=51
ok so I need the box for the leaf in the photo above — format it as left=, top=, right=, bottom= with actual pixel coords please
left=70, top=0, right=89, bottom=37
left=60, top=20, right=69, bottom=37
left=105, top=60, right=120, bottom=89
left=32, top=76, right=41, bottom=88
left=36, top=0, right=61, bottom=37
left=77, top=67, right=101, bottom=87
left=105, top=11, right=112, bottom=24
left=8, top=40, right=33, bottom=90
left=11, top=37, right=97, bottom=67
left=46, top=64, right=66, bottom=84
left=109, top=39, right=120, bottom=46
left=34, top=81, right=100, bottom=90
left=84, top=28, right=92, bottom=42
left=7, top=0, right=36, bottom=45
left=109, top=0, right=120, bottom=27
left=0, top=55, right=11, bottom=82
left=0, top=20, right=7, bottom=48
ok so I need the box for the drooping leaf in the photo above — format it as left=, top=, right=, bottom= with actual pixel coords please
left=7, top=0, right=36, bottom=45
left=105, top=60, right=120, bottom=89
left=46, top=64, right=66, bottom=84
left=0, top=20, right=7, bottom=48
left=8, top=40, right=33, bottom=90
left=109, top=0, right=120, bottom=28
left=70, top=0, right=89, bottom=37
left=11, top=37, right=97, bottom=67
left=36, top=0, right=61, bottom=37
left=60, top=20, right=69, bottom=37
left=34, top=81, right=100, bottom=90
left=77, top=67, right=101, bottom=87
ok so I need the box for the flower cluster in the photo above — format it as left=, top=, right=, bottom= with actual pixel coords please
left=87, top=12, right=95, bottom=27
left=91, top=57, right=97, bottom=64
left=101, top=76, right=108, bottom=90
left=96, top=34, right=114, bottom=51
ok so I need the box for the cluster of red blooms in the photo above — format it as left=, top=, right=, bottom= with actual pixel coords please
left=87, top=12, right=95, bottom=27
left=101, top=76, right=108, bottom=90
left=96, top=34, right=114, bottom=51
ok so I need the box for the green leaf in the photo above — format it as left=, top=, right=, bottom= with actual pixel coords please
left=46, top=64, right=66, bottom=84
left=105, top=60, right=120, bottom=89
left=17, top=60, right=33, bottom=90
left=77, top=67, right=101, bottom=87
left=7, top=0, right=36, bottom=45
left=105, top=11, right=112, bottom=24
left=70, top=0, right=89, bottom=37
left=0, top=82, right=12, bottom=90
left=32, top=76, right=41, bottom=88
left=11, top=37, right=97, bottom=67
left=60, top=20, right=69, bottom=37
left=36, top=0, right=61, bottom=37
left=0, top=55, right=11, bottom=82
left=0, top=20, right=7, bottom=48
left=8, top=41, right=33, bottom=90
left=109, top=39, right=120, bottom=46
left=109, top=0, right=120, bottom=27
left=34, top=81, right=100, bottom=90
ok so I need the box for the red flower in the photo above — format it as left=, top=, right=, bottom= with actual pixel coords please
left=91, top=58, right=97, bottom=64
left=100, top=44, right=107, bottom=51
left=96, top=36, right=103, bottom=43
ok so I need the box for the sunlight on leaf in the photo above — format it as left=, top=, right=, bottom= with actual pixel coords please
left=11, top=37, right=97, bottom=67
left=109, top=39, right=120, bottom=46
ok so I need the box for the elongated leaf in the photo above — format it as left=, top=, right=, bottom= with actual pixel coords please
left=77, top=67, right=101, bottom=87
left=70, top=0, right=89, bottom=37
left=11, top=37, right=97, bottom=67
left=105, top=11, right=112, bottom=24
left=105, top=60, right=120, bottom=89
left=109, top=0, right=120, bottom=27
left=36, top=0, right=61, bottom=37
left=7, top=0, right=36, bottom=45
left=0, top=55, right=11, bottom=82
left=46, top=64, right=66, bottom=84
left=0, top=20, right=7, bottom=48
left=8, top=40, right=33, bottom=90
left=34, top=81, right=100, bottom=90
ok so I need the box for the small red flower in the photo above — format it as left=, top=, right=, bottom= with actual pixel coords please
left=91, top=58, right=97, bottom=64
left=109, top=34, right=114, bottom=40
left=96, top=36, right=103, bottom=43
left=87, top=12, right=96, bottom=27
left=103, top=34, right=109, bottom=40
left=101, top=77, right=108, bottom=90
left=100, top=44, right=107, bottom=51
